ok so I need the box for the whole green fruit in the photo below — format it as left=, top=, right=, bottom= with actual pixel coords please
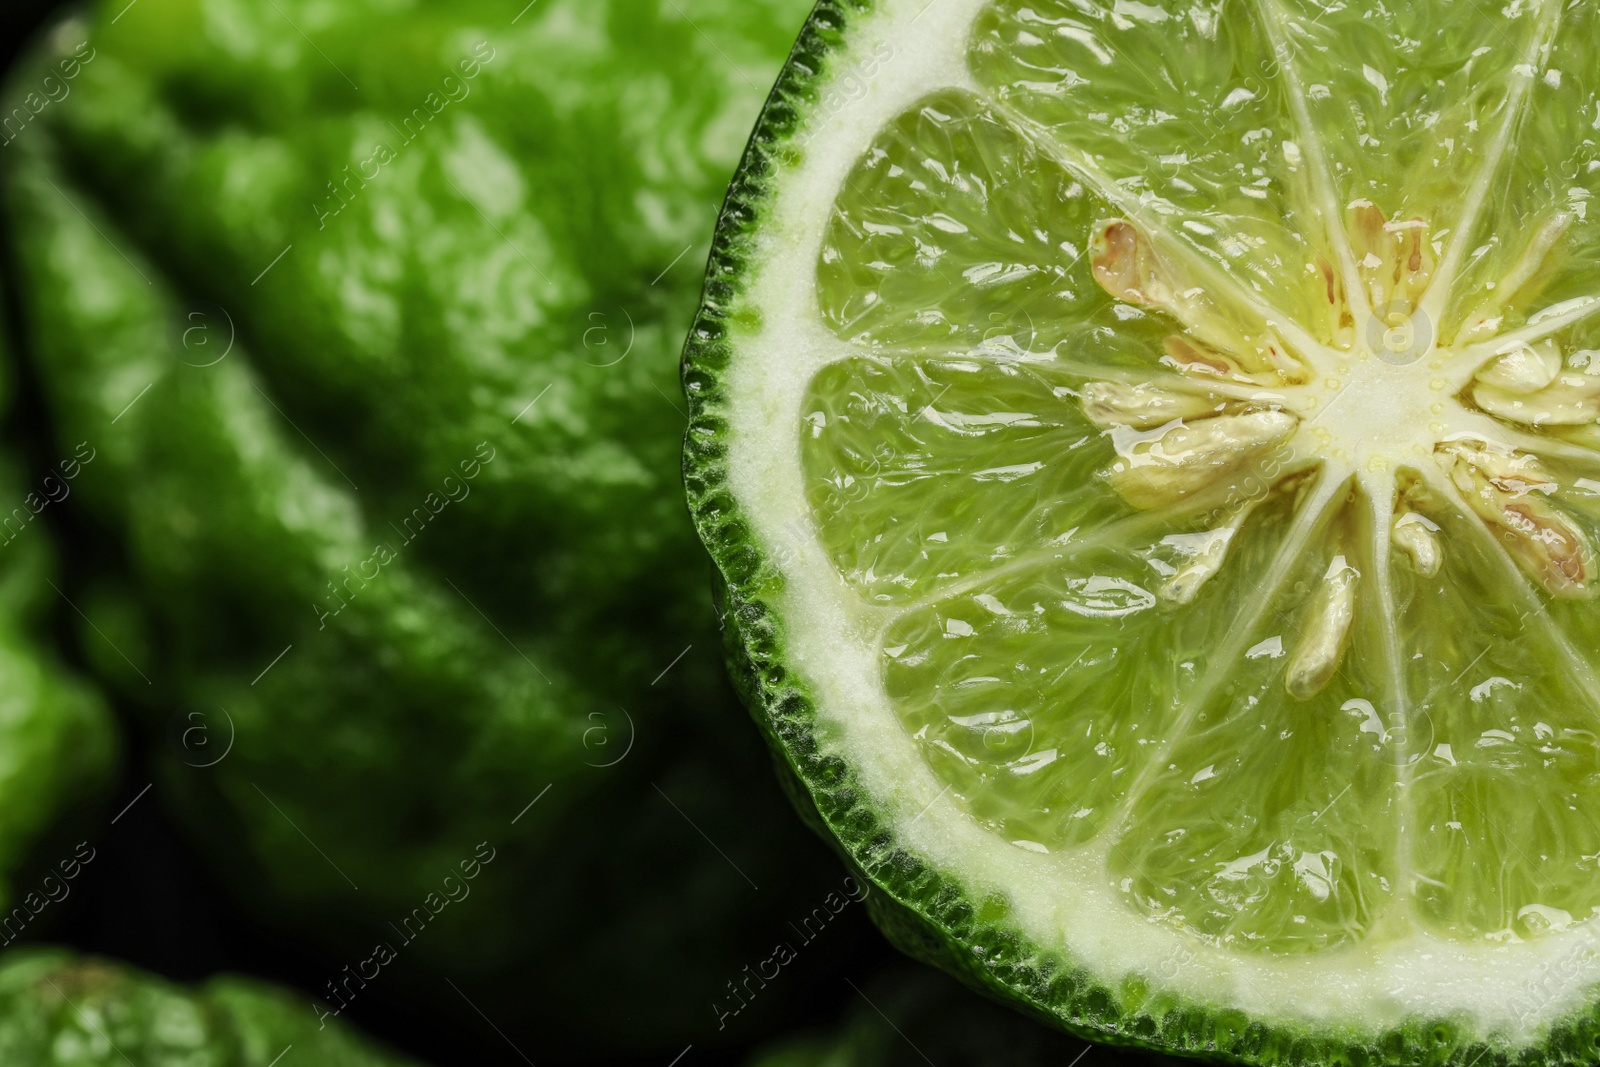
left=0, top=293, right=114, bottom=938
left=1, top=0, right=849, bottom=1054
left=0, top=947, right=419, bottom=1066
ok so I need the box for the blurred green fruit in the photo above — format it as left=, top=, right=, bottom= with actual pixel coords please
left=0, top=0, right=847, bottom=1054
left=0, top=947, right=419, bottom=1066
left=0, top=297, right=114, bottom=940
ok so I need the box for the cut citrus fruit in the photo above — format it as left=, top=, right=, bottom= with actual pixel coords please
left=685, top=0, right=1600, bottom=1060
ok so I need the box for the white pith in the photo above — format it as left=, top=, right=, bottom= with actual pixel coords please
left=719, top=0, right=1600, bottom=1046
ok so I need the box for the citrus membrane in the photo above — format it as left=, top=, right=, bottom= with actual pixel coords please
left=686, top=0, right=1600, bottom=1059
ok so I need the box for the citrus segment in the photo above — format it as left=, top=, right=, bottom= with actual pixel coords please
left=1440, top=1, right=1600, bottom=343
left=801, top=354, right=1128, bottom=604
left=881, top=524, right=1210, bottom=850
left=968, top=0, right=1326, bottom=329
left=1269, top=0, right=1552, bottom=280
left=1110, top=481, right=1405, bottom=954
left=1397, top=489, right=1600, bottom=941
left=817, top=91, right=1103, bottom=356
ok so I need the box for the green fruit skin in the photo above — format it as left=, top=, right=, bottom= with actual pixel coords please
left=0, top=0, right=858, bottom=1053
left=0, top=947, right=418, bottom=1066
left=684, top=3, right=1600, bottom=1067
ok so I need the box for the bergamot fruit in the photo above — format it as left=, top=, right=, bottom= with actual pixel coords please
left=686, top=0, right=1600, bottom=1061
left=0, top=948, right=418, bottom=1066
left=0, top=0, right=850, bottom=1054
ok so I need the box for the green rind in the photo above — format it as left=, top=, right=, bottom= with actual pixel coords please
left=679, top=4, right=1600, bottom=1065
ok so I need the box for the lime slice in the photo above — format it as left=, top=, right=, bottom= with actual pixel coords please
left=686, top=0, right=1600, bottom=1060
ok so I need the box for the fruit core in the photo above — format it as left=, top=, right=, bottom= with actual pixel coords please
left=1081, top=207, right=1598, bottom=697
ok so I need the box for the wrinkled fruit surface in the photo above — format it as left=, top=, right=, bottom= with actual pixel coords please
left=1, top=0, right=848, bottom=1052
